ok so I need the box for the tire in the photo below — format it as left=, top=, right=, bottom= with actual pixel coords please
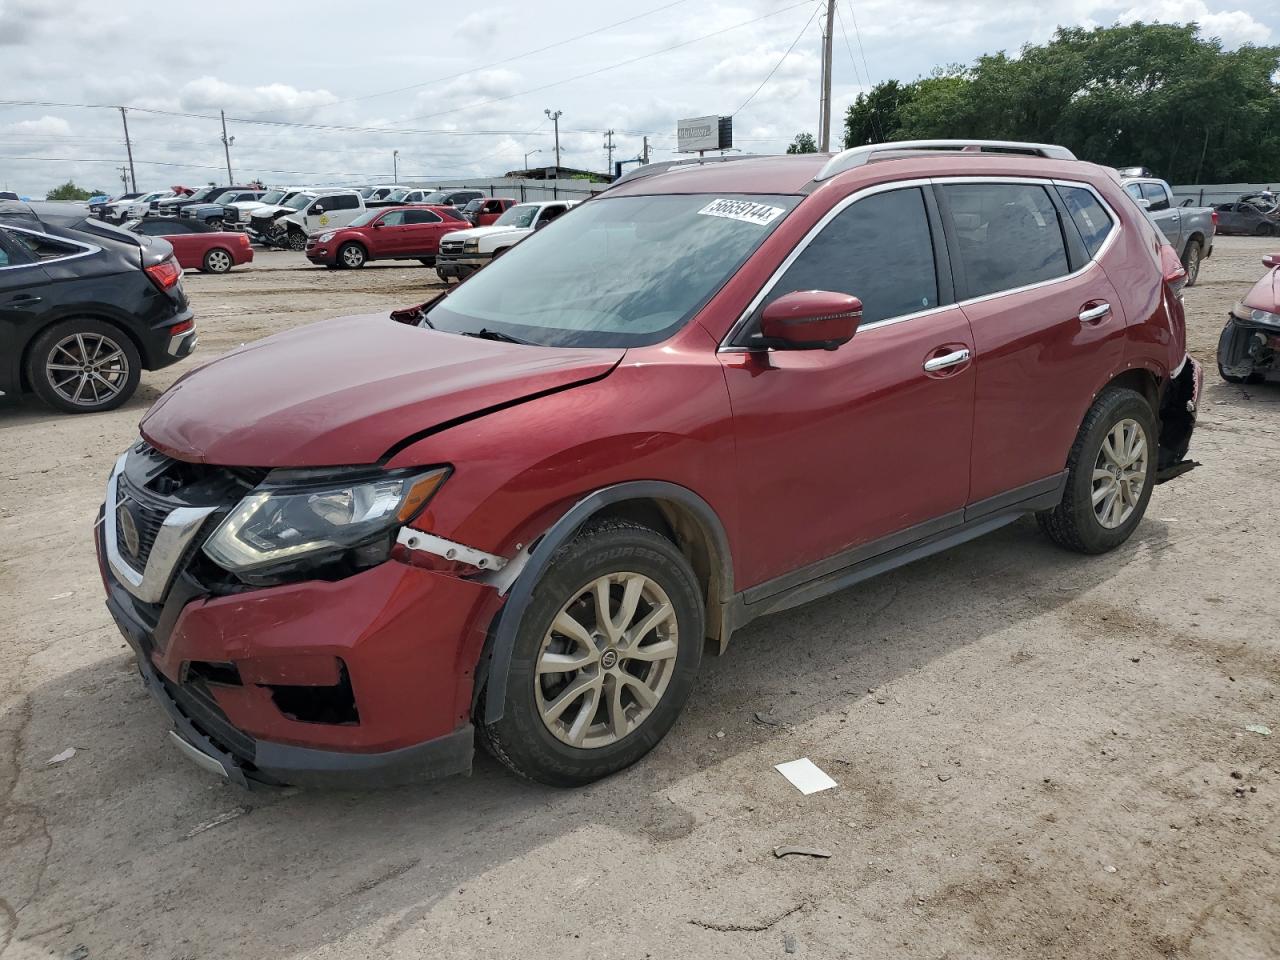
left=418, top=257, right=435, bottom=266
left=202, top=247, right=233, bottom=274
left=338, top=242, right=366, bottom=269
left=1217, top=319, right=1260, bottom=384
left=1181, top=239, right=1202, bottom=287
left=26, top=318, right=141, bottom=414
left=1037, top=387, right=1157, bottom=554
left=287, top=230, right=308, bottom=252
left=480, top=519, right=705, bottom=787
left=1253, top=222, right=1274, bottom=237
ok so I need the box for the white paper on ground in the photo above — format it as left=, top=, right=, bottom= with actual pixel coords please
left=774, top=757, right=838, bottom=795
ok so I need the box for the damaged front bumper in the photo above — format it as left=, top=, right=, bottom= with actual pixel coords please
left=1218, top=311, right=1280, bottom=383
left=93, top=450, right=496, bottom=788
left=1156, top=354, right=1204, bottom=483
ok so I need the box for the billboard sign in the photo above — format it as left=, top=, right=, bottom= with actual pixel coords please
left=677, top=115, right=733, bottom=153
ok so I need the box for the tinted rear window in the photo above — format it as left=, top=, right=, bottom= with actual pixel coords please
left=1057, top=185, right=1114, bottom=258
left=940, top=183, right=1070, bottom=298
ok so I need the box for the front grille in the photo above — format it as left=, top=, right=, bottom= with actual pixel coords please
left=440, top=241, right=464, bottom=255
left=115, top=476, right=170, bottom=572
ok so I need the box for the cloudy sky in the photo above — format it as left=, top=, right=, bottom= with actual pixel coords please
left=1, top=0, right=1276, bottom=196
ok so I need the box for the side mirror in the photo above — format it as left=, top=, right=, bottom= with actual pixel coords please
left=312, top=205, right=325, bottom=215
left=372, top=222, right=384, bottom=229
left=1134, top=197, right=1151, bottom=209
left=759, top=290, right=862, bottom=351
left=534, top=219, right=548, bottom=230
left=1263, top=253, right=1280, bottom=269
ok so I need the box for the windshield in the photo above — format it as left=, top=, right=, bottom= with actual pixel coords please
left=387, top=189, right=411, bottom=201
left=422, top=191, right=451, bottom=203
left=210, top=191, right=238, bottom=204
left=426, top=193, right=799, bottom=348
left=495, top=203, right=540, bottom=228
left=463, top=199, right=483, bottom=213
left=347, top=210, right=381, bottom=227
left=257, top=190, right=285, bottom=204
left=284, top=193, right=313, bottom=211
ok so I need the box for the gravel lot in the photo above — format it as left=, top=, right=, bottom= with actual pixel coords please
left=1, top=241, right=1277, bottom=960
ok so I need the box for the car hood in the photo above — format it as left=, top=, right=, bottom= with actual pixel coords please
left=140, top=313, right=624, bottom=467
left=448, top=224, right=528, bottom=241
left=1243, top=267, right=1280, bottom=313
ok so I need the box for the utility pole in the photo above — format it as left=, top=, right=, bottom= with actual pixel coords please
left=819, top=0, right=835, bottom=152
left=642, top=136, right=650, bottom=165
left=118, top=106, right=137, bottom=191
left=603, top=129, right=615, bottom=175
left=544, top=108, right=562, bottom=169
left=393, top=149, right=399, bottom=183
left=220, top=110, right=235, bottom=184
left=118, top=165, right=130, bottom=192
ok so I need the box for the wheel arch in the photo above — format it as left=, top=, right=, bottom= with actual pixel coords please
left=477, top=481, right=734, bottom=725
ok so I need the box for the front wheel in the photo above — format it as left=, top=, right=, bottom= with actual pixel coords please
left=1037, top=387, right=1157, bottom=554
left=338, top=242, right=366, bottom=269
left=287, top=230, right=307, bottom=252
left=480, top=520, right=704, bottom=786
left=1254, top=222, right=1274, bottom=237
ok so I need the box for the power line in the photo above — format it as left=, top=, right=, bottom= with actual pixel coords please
left=240, top=0, right=695, bottom=116
left=845, top=1, right=875, bottom=90
left=734, top=1, right=823, bottom=117
left=389, top=0, right=816, bottom=127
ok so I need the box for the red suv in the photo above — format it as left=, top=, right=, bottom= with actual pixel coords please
left=305, top=205, right=466, bottom=269
left=95, top=141, right=1201, bottom=789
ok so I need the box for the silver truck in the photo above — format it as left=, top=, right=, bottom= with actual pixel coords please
left=1120, top=173, right=1214, bottom=287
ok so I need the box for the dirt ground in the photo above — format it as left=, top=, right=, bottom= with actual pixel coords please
left=1, top=240, right=1277, bottom=960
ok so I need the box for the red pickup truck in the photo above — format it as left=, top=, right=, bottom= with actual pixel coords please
left=305, top=205, right=467, bottom=268
left=462, top=197, right=516, bottom=226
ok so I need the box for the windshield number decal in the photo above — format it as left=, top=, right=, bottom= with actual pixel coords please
left=697, top=198, right=785, bottom=226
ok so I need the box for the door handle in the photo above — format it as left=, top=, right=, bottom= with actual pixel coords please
left=7, top=295, right=42, bottom=307
left=923, top=348, right=971, bottom=372
left=1078, top=302, right=1111, bottom=324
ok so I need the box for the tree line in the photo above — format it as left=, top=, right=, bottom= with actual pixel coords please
left=821, top=22, right=1280, bottom=184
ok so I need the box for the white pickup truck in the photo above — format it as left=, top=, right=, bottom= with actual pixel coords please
left=434, top=200, right=577, bottom=281
left=1119, top=172, right=1215, bottom=287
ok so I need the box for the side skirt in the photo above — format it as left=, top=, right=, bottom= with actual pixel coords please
left=730, top=472, right=1066, bottom=626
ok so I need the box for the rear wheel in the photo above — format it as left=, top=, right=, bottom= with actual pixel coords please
left=26, top=319, right=141, bottom=414
left=1181, top=239, right=1202, bottom=287
left=338, top=242, right=367, bottom=269
left=1254, top=222, right=1274, bottom=237
left=202, top=247, right=233, bottom=274
left=480, top=520, right=704, bottom=786
left=1037, top=387, right=1156, bottom=554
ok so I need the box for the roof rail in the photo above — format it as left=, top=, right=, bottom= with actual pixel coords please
left=815, top=140, right=1077, bottom=181
left=606, top=154, right=769, bottom=191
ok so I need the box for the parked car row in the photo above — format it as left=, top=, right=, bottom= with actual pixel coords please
left=89, top=141, right=1213, bottom=791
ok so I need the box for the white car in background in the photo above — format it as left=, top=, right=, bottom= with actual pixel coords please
left=222, top=187, right=291, bottom=227
left=434, top=200, right=577, bottom=281
left=103, top=190, right=169, bottom=223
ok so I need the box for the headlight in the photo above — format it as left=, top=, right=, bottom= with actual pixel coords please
left=203, top=467, right=448, bottom=573
left=1232, top=301, right=1280, bottom=327
left=316, top=231, right=336, bottom=243
left=463, top=240, right=479, bottom=252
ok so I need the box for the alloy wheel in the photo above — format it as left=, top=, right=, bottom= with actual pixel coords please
left=206, top=249, right=232, bottom=273
left=1184, top=244, right=1200, bottom=285
left=1092, top=418, right=1148, bottom=529
left=45, top=332, right=130, bottom=407
left=341, top=245, right=365, bottom=268
left=534, top=572, right=679, bottom=749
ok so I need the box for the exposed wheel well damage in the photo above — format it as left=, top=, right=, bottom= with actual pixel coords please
left=594, top=497, right=729, bottom=654
left=1092, top=365, right=1198, bottom=482
left=476, top=481, right=734, bottom=725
